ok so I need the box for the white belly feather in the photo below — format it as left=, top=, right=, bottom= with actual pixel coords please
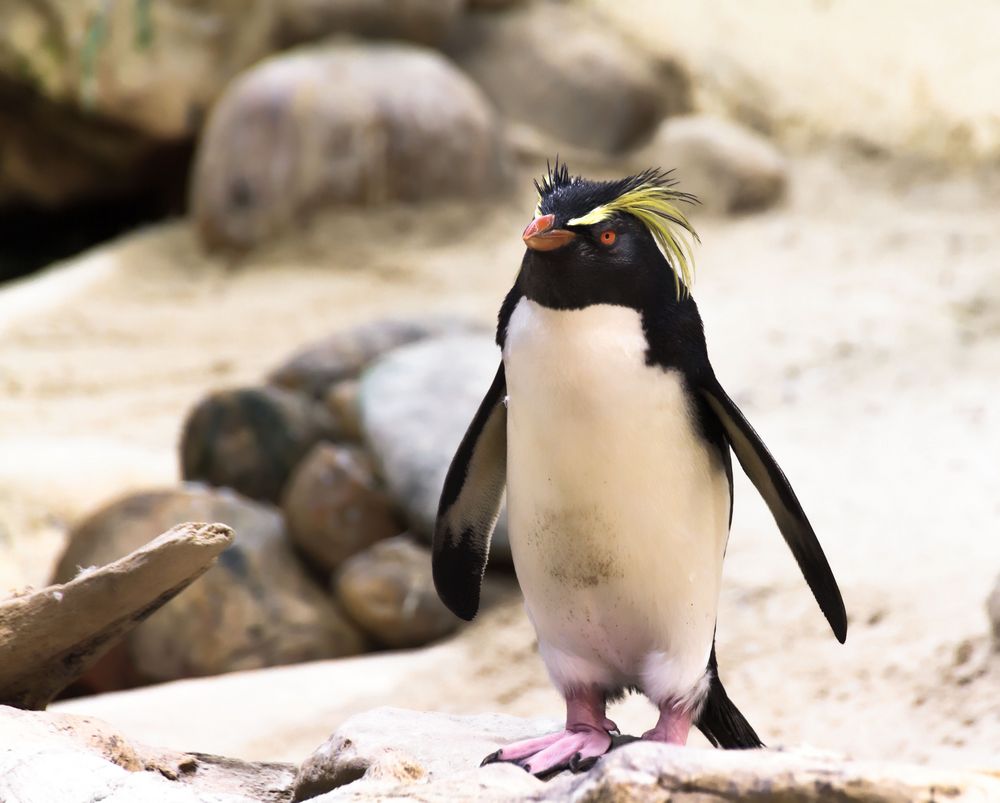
left=503, top=298, right=730, bottom=704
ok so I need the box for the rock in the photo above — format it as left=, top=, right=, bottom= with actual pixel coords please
left=0, top=1, right=276, bottom=140
left=293, top=707, right=550, bottom=801
left=269, top=317, right=483, bottom=399
left=190, top=42, right=507, bottom=250
left=180, top=385, right=340, bottom=504
left=637, top=114, right=788, bottom=214
left=359, top=334, right=511, bottom=564
left=989, top=575, right=1000, bottom=647
left=325, top=381, right=363, bottom=441
left=292, top=708, right=1000, bottom=802
left=52, top=487, right=365, bottom=690
left=446, top=3, right=690, bottom=153
left=0, top=522, right=232, bottom=710
left=0, top=705, right=296, bottom=803
left=282, top=443, right=401, bottom=574
left=333, top=536, right=459, bottom=649
left=552, top=740, right=1000, bottom=803
left=277, top=0, right=463, bottom=48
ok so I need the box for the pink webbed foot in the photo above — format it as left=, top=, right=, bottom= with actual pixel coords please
left=481, top=687, right=614, bottom=778
left=482, top=726, right=611, bottom=777
left=641, top=701, right=692, bottom=745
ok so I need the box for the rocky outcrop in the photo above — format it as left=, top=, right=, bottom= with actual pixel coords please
left=446, top=3, right=690, bottom=153
left=359, top=334, right=511, bottom=564
left=0, top=522, right=232, bottom=709
left=190, top=42, right=507, bottom=250
left=52, top=487, right=365, bottom=690
left=0, top=0, right=278, bottom=209
left=294, top=708, right=1000, bottom=802
left=637, top=114, right=788, bottom=214
left=0, top=705, right=296, bottom=803
left=0, top=0, right=276, bottom=140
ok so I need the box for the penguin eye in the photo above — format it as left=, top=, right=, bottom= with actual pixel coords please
left=599, top=229, right=617, bottom=246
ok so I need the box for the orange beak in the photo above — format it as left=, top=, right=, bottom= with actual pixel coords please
left=522, top=214, right=576, bottom=252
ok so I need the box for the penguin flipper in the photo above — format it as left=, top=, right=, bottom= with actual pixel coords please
left=700, top=379, right=848, bottom=643
left=697, top=644, right=763, bottom=749
left=433, top=362, right=508, bottom=621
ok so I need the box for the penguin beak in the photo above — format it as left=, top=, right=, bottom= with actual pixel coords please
left=523, top=214, right=576, bottom=252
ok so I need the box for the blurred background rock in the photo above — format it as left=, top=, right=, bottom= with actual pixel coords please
left=0, top=0, right=998, bottom=779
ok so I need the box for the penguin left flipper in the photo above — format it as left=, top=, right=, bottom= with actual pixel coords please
left=699, top=378, right=848, bottom=643
left=433, top=362, right=508, bottom=621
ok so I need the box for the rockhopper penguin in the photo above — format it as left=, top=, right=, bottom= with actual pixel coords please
left=433, top=163, right=847, bottom=777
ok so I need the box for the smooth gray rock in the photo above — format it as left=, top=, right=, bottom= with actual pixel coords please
left=191, top=42, right=507, bottom=250
left=269, top=317, right=483, bottom=399
left=446, top=3, right=690, bottom=153
left=333, top=536, right=460, bottom=649
left=359, top=335, right=511, bottom=564
left=637, top=114, right=788, bottom=214
left=282, top=443, right=402, bottom=574
left=52, top=486, right=365, bottom=690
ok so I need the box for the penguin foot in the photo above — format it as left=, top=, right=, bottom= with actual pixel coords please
left=482, top=727, right=612, bottom=778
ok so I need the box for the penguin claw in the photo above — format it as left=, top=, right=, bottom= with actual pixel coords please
left=480, top=750, right=502, bottom=767
left=568, top=752, right=599, bottom=773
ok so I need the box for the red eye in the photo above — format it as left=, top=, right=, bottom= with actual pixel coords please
left=600, top=229, right=617, bottom=245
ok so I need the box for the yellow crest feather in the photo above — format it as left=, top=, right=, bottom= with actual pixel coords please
left=566, top=178, right=699, bottom=298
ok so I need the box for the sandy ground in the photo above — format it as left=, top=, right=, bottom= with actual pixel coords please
left=2, top=150, right=999, bottom=772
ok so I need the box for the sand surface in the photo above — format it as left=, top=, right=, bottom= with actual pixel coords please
left=2, top=152, right=999, bottom=771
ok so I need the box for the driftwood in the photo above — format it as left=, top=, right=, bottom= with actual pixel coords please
left=0, top=522, right=233, bottom=709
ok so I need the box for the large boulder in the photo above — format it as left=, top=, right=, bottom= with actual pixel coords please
left=180, top=385, right=340, bottom=504
left=52, top=486, right=365, bottom=690
left=282, top=443, right=401, bottom=574
left=333, top=536, right=459, bottom=649
left=446, top=3, right=691, bottom=153
left=277, top=0, right=463, bottom=48
left=637, top=114, right=788, bottom=214
left=0, top=0, right=276, bottom=140
left=190, top=42, right=508, bottom=250
left=359, top=334, right=511, bottom=564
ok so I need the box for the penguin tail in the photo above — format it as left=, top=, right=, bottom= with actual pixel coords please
left=696, top=650, right=764, bottom=749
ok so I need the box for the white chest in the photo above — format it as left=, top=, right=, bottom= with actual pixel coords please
left=501, top=298, right=730, bottom=686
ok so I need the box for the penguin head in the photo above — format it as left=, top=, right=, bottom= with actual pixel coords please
left=519, top=162, right=699, bottom=308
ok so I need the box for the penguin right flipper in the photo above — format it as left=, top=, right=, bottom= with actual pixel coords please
left=433, top=362, right=508, bottom=621
left=699, top=378, right=848, bottom=644
left=696, top=644, right=763, bottom=749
